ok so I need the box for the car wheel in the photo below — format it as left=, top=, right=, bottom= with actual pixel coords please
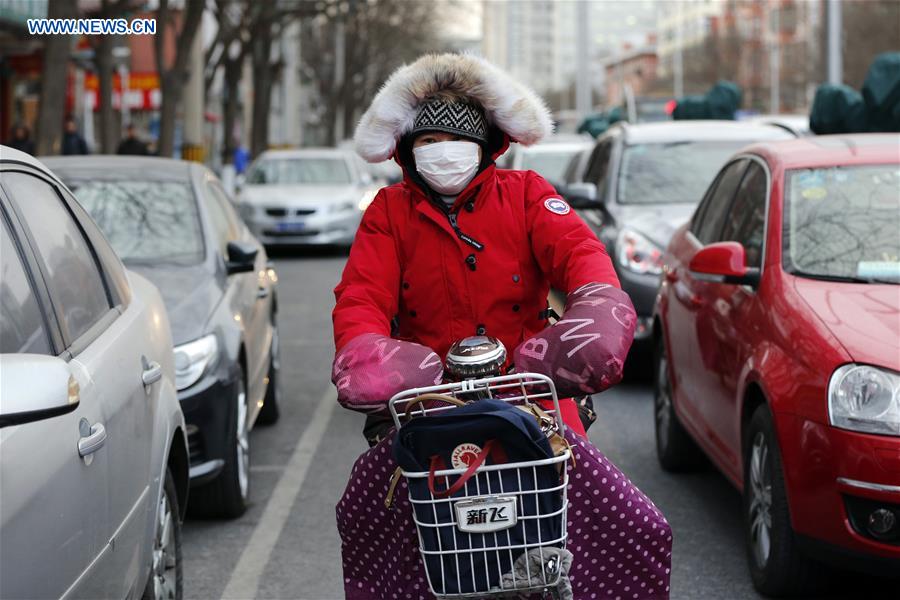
left=142, top=468, right=182, bottom=600
left=653, top=334, right=704, bottom=471
left=744, top=404, right=822, bottom=596
left=256, top=323, right=280, bottom=426
left=190, top=367, right=249, bottom=518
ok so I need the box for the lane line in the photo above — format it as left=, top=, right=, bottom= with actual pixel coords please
left=220, top=387, right=338, bottom=599
left=249, top=465, right=287, bottom=473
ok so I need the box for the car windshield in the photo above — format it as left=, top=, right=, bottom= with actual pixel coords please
left=247, top=157, right=352, bottom=185
left=521, top=149, right=583, bottom=181
left=784, top=165, right=900, bottom=283
left=65, top=180, right=204, bottom=265
left=617, top=140, right=755, bottom=204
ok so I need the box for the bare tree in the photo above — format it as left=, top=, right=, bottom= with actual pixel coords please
left=206, top=0, right=249, bottom=164
left=300, top=0, right=441, bottom=145
left=154, top=0, right=205, bottom=157
left=35, top=0, right=79, bottom=155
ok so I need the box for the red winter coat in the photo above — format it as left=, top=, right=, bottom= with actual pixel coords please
left=332, top=148, right=620, bottom=364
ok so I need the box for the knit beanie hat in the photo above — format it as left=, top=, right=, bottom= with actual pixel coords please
left=410, top=98, right=488, bottom=144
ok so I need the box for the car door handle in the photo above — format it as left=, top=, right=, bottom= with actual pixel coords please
left=141, top=356, right=162, bottom=386
left=78, top=423, right=107, bottom=457
left=664, top=267, right=679, bottom=283
left=257, top=286, right=269, bottom=299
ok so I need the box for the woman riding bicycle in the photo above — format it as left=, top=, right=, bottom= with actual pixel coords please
left=332, top=53, right=672, bottom=599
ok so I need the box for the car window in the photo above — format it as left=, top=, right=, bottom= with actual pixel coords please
left=207, top=181, right=242, bottom=234
left=692, top=159, right=748, bottom=245
left=562, top=150, right=585, bottom=184
left=584, top=139, right=613, bottom=193
left=246, top=157, right=352, bottom=185
left=3, top=172, right=111, bottom=344
left=0, top=216, right=52, bottom=354
left=784, top=165, right=900, bottom=282
left=720, top=161, right=768, bottom=268
left=520, top=149, right=584, bottom=182
left=64, top=179, right=204, bottom=265
left=617, top=140, right=757, bottom=205
left=202, top=181, right=236, bottom=255
left=61, top=187, right=132, bottom=306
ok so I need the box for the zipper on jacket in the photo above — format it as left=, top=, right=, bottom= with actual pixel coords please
left=447, top=211, right=485, bottom=251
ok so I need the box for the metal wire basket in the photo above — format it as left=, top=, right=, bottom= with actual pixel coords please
left=389, top=374, right=571, bottom=598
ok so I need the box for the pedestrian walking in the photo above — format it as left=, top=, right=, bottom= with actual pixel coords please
left=7, top=124, right=35, bottom=155
left=117, top=123, right=149, bottom=155
left=61, top=116, right=89, bottom=155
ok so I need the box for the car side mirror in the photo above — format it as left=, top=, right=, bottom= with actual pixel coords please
left=0, top=354, right=80, bottom=428
left=226, top=240, right=258, bottom=275
left=566, top=182, right=602, bottom=209
left=689, top=241, right=760, bottom=287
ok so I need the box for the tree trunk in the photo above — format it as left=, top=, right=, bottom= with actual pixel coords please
left=154, top=0, right=205, bottom=157
left=97, top=33, right=117, bottom=153
left=250, top=34, right=274, bottom=157
left=221, top=53, right=243, bottom=164
left=157, top=73, right=178, bottom=157
left=35, top=0, right=78, bottom=155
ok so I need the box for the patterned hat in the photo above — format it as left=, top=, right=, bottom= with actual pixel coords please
left=410, top=99, right=488, bottom=144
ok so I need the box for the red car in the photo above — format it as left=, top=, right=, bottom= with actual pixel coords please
left=652, top=134, right=900, bottom=595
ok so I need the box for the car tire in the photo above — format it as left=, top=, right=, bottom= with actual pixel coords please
left=256, top=324, right=280, bottom=426
left=744, top=404, right=823, bottom=596
left=653, top=333, right=705, bottom=471
left=142, top=467, right=183, bottom=600
left=190, top=366, right=250, bottom=519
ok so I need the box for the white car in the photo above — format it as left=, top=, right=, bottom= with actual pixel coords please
left=0, top=147, right=189, bottom=599
left=496, top=135, right=593, bottom=187
left=236, top=148, right=379, bottom=248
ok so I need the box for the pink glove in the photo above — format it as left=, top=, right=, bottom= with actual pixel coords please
left=513, top=283, right=636, bottom=397
left=332, top=333, right=444, bottom=413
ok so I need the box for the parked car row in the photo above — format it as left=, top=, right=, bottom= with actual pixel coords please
left=0, top=147, right=281, bottom=597
left=652, top=134, right=900, bottom=594
left=561, top=120, right=796, bottom=357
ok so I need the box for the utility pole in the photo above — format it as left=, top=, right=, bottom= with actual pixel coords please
left=575, top=0, right=590, bottom=118
left=769, top=1, right=780, bottom=113
left=827, top=0, right=842, bottom=84
left=673, top=1, right=684, bottom=99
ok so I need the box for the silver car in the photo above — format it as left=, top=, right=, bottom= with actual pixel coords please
left=236, top=148, right=379, bottom=248
left=0, top=147, right=189, bottom=599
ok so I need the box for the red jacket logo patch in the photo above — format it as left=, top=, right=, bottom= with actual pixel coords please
left=544, top=197, right=571, bottom=215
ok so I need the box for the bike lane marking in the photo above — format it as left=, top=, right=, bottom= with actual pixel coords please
left=220, top=387, right=338, bottom=599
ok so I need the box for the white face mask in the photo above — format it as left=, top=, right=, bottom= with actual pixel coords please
left=413, top=140, right=480, bottom=196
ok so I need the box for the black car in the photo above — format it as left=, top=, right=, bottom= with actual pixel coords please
left=44, top=156, right=280, bottom=518
left=563, top=121, right=795, bottom=370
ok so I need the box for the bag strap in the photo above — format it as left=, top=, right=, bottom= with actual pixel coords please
left=404, top=393, right=466, bottom=420
left=428, top=439, right=499, bottom=499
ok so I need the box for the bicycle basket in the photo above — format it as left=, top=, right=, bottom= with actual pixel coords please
left=391, top=374, right=570, bottom=598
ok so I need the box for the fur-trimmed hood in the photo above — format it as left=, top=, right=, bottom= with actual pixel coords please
left=354, top=53, right=554, bottom=163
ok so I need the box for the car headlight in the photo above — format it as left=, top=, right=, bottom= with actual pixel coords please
left=358, top=190, right=377, bottom=211
left=616, top=229, right=664, bottom=275
left=173, top=334, right=219, bottom=391
left=828, top=364, right=900, bottom=437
